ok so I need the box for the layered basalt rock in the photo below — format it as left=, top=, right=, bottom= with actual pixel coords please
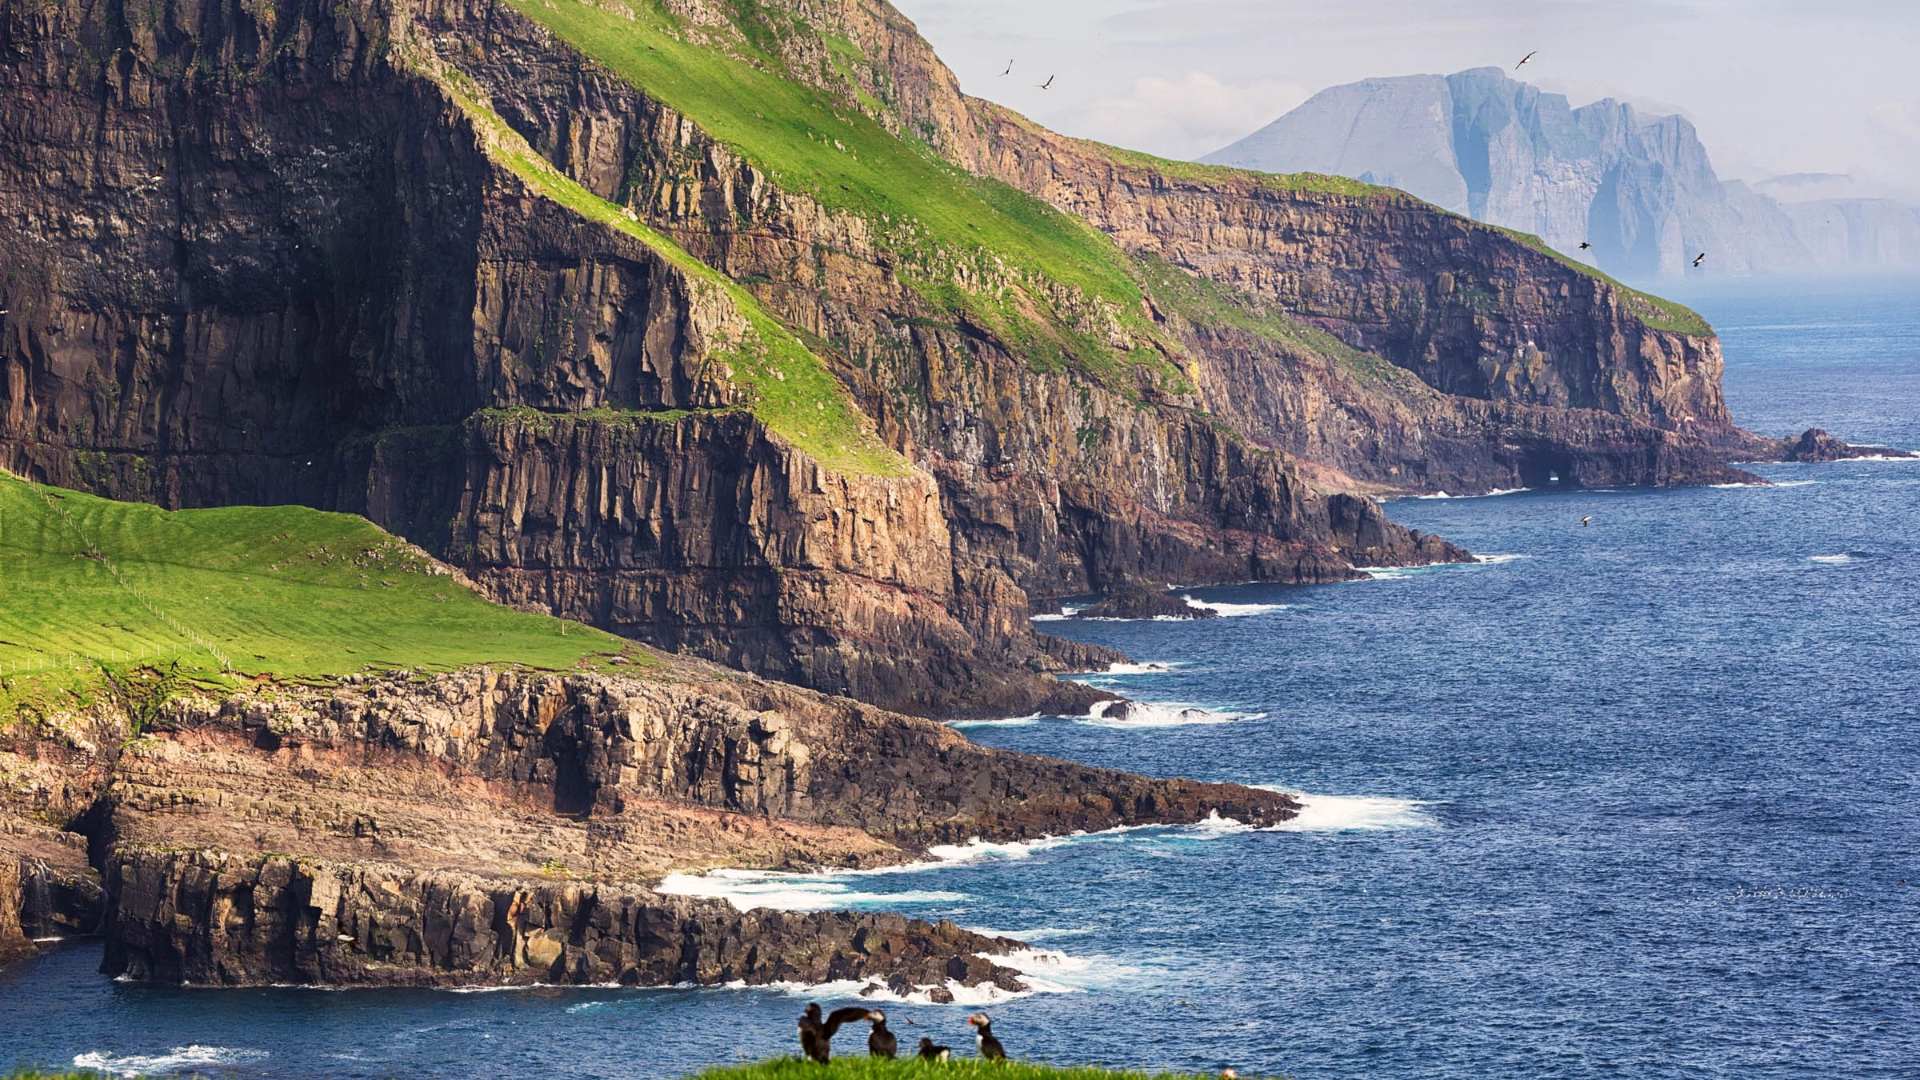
left=1784, top=427, right=1915, bottom=462
left=0, top=0, right=1464, bottom=716
left=2, top=663, right=1298, bottom=985
left=104, top=846, right=1032, bottom=991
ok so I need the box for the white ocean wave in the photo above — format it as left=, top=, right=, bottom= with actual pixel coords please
left=656, top=868, right=971, bottom=912
left=1253, top=788, right=1437, bottom=831
left=75, top=1046, right=269, bottom=1077
left=1808, top=553, right=1861, bottom=564
left=1030, top=604, right=1086, bottom=622
left=724, top=974, right=1048, bottom=1006
left=946, top=713, right=1044, bottom=729
left=1717, top=479, right=1818, bottom=488
left=1412, top=486, right=1528, bottom=500
left=1080, top=700, right=1262, bottom=728
left=1090, top=661, right=1182, bottom=676
left=1178, top=595, right=1289, bottom=617
left=658, top=833, right=1095, bottom=913
left=968, top=925, right=1097, bottom=941
left=1363, top=554, right=1523, bottom=579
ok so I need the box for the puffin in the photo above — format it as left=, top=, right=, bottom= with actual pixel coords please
left=969, top=1013, right=1007, bottom=1060
left=866, top=1010, right=899, bottom=1058
left=918, top=1037, right=952, bottom=1062
left=798, top=1003, right=873, bottom=1063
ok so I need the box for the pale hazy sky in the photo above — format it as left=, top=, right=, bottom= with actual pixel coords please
left=892, top=0, right=1920, bottom=193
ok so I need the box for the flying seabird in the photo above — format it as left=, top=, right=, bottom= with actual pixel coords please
left=969, top=1014, right=1006, bottom=1060
left=1516, top=50, right=1536, bottom=69
left=1001, top=60, right=1013, bottom=76
left=918, top=1037, right=952, bottom=1062
left=1578, top=241, right=1592, bottom=250
left=866, top=1011, right=898, bottom=1058
left=798, top=1003, right=873, bottom=1063
left=1581, top=515, right=1592, bottom=527
left=1038, top=75, right=1055, bottom=90
left=1693, top=252, right=1707, bottom=267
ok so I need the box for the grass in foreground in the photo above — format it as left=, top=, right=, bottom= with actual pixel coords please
left=690, top=1059, right=1266, bottom=1080
left=0, top=472, right=636, bottom=706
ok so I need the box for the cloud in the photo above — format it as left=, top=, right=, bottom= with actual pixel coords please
left=1062, top=71, right=1311, bottom=160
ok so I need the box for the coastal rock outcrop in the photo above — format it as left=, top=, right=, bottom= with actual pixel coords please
left=0, top=662, right=1298, bottom=985
left=103, top=846, right=1031, bottom=991
left=1070, top=583, right=1220, bottom=620
left=1784, top=428, right=1914, bottom=462
left=0, top=0, right=1473, bottom=717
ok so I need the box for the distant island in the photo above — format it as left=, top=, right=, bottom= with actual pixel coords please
left=1205, top=67, right=1920, bottom=279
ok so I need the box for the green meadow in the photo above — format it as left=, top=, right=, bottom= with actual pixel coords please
left=0, top=471, right=632, bottom=704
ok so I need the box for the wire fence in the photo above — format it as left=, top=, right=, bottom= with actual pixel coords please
left=0, top=643, right=201, bottom=678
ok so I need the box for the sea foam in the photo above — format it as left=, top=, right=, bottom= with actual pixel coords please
left=1254, top=788, right=1437, bottom=831
left=74, top=1047, right=268, bottom=1078
left=1080, top=700, right=1261, bottom=728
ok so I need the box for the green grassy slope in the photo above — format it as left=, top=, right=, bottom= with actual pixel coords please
left=428, top=66, right=908, bottom=477
left=496, top=0, right=1189, bottom=393
left=0, top=471, right=631, bottom=687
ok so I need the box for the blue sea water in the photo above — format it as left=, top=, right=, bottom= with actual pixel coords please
left=4, top=278, right=1919, bottom=1079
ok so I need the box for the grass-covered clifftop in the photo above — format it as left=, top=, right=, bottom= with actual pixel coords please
left=496, top=0, right=1193, bottom=396
left=0, top=471, right=635, bottom=710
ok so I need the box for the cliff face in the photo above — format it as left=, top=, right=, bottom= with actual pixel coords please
left=1203, top=67, right=1920, bottom=279
left=5, top=663, right=1299, bottom=987
left=105, top=846, right=1033, bottom=991
left=1, top=0, right=1796, bottom=721
left=0, top=0, right=1470, bottom=718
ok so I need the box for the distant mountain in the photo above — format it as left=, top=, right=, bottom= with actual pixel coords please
left=1204, top=67, right=1920, bottom=279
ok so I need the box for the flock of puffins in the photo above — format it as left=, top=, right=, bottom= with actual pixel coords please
left=796, top=1004, right=995, bottom=1063
left=796, top=1005, right=1241, bottom=1077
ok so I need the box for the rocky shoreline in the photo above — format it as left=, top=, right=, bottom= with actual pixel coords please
left=1, top=660, right=1297, bottom=990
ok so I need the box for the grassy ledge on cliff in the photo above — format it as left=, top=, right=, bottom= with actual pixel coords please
left=421, top=58, right=907, bottom=478
left=495, top=0, right=1193, bottom=396
left=0, top=470, right=640, bottom=710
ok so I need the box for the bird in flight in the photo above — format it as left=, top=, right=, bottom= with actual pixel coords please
left=1001, top=60, right=1013, bottom=76
left=1692, top=252, right=1707, bottom=267
left=1038, top=75, right=1055, bottom=90
left=1578, top=241, right=1593, bottom=250
left=1581, top=515, right=1592, bottom=527
left=1516, top=50, right=1537, bottom=69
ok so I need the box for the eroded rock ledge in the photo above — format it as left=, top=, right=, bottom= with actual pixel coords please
left=3, top=663, right=1298, bottom=988
left=105, top=847, right=1029, bottom=993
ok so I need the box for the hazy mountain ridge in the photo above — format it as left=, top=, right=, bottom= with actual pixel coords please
left=1205, top=67, right=1920, bottom=279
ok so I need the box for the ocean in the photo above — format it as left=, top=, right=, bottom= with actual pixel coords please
left=4, top=276, right=1917, bottom=1079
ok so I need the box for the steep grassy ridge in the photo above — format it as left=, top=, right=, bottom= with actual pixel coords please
left=0, top=471, right=629, bottom=685
left=499, top=0, right=1189, bottom=392
left=430, top=64, right=908, bottom=476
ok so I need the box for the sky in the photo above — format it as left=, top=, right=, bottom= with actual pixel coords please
left=891, top=0, right=1920, bottom=196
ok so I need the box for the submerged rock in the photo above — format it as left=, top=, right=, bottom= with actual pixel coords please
left=1072, top=584, right=1219, bottom=620
left=1785, top=428, right=1915, bottom=462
